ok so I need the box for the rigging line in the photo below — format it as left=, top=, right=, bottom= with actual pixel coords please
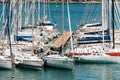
left=81, top=3, right=90, bottom=24
left=38, top=0, right=40, bottom=20
left=0, top=1, right=5, bottom=22
left=48, top=2, right=58, bottom=29
left=87, top=3, right=95, bottom=23
left=0, top=0, right=15, bottom=21
left=0, top=1, right=10, bottom=47
left=76, top=5, right=83, bottom=27
left=81, top=3, right=94, bottom=24
left=48, top=2, right=53, bottom=22
left=25, top=0, right=31, bottom=25
left=18, top=0, right=22, bottom=31
left=115, top=0, right=120, bottom=18
left=62, top=0, right=64, bottom=54
left=47, top=0, right=50, bottom=20
left=87, top=3, right=97, bottom=23
left=43, top=0, right=46, bottom=17
left=25, top=0, right=27, bottom=25
left=25, top=1, right=32, bottom=25
left=91, top=3, right=101, bottom=22
left=40, top=2, right=46, bottom=18
left=114, top=0, right=120, bottom=29
left=12, top=0, right=18, bottom=34
left=33, top=2, right=38, bottom=25
left=0, top=2, right=9, bottom=38
left=2, top=0, right=5, bottom=29
left=32, top=0, right=35, bottom=55
left=0, top=19, right=8, bottom=46
left=9, top=0, right=20, bottom=34
left=93, top=4, right=100, bottom=18
left=80, top=3, right=88, bottom=25
left=83, top=3, right=90, bottom=23
left=84, top=3, right=94, bottom=23
left=5, top=1, right=15, bottom=80
left=9, top=1, right=16, bottom=79
left=114, top=2, right=118, bottom=20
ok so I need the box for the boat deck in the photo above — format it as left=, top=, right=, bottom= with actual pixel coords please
left=44, top=32, right=71, bottom=55
left=54, top=32, right=70, bottom=47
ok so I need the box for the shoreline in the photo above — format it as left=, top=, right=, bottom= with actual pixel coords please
left=0, top=1, right=102, bottom=3
left=48, top=1, right=101, bottom=4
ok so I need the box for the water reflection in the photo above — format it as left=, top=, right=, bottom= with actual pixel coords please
left=0, top=70, right=11, bottom=80
left=43, top=67, right=74, bottom=80
left=14, top=68, right=44, bottom=80
left=75, top=63, right=120, bottom=80
left=1, top=64, right=120, bottom=80
left=8, top=67, right=74, bottom=80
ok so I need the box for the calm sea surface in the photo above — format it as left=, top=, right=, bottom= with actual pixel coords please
left=0, top=3, right=101, bottom=32
left=1, top=64, right=120, bottom=80
left=0, top=3, right=120, bottom=80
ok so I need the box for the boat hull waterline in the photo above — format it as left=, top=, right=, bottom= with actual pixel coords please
left=16, top=60, right=44, bottom=70
left=73, top=55, right=120, bottom=63
left=0, top=60, right=12, bottom=69
left=43, top=55, right=74, bottom=69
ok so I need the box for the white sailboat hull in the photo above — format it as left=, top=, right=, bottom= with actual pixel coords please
left=45, top=59, right=73, bottom=69
left=0, top=60, right=12, bottom=69
left=43, top=55, right=74, bottom=69
left=17, top=59, right=44, bottom=69
left=44, top=26, right=53, bottom=30
left=74, top=55, right=120, bottom=63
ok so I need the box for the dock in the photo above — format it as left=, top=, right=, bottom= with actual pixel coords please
left=44, top=32, right=71, bottom=55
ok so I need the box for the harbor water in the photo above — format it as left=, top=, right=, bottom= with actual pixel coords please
left=1, top=64, right=120, bottom=80
left=0, top=3, right=120, bottom=80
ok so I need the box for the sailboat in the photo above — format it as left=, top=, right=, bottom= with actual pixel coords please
left=0, top=56, right=12, bottom=69
left=13, top=0, right=44, bottom=70
left=43, top=52, right=74, bottom=69
left=105, top=0, right=120, bottom=56
left=37, top=0, right=55, bottom=30
left=42, top=0, right=74, bottom=69
left=0, top=48, right=12, bottom=69
left=74, top=1, right=111, bottom=44
left=37, top=16, right=55, bottom=30
left=43, top=32, right=74, bottom=69
left=76, top=2, right=104, bottom=34
left=15, top=50, right=44, bottom=69
left=0, top=0, right=13, bottom=69
left=70, top=0, right=120, bottom=63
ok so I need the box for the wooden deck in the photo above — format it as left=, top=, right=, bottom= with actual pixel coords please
left=53, top=32, right=70, bottom=47
left=44, top=32, right=71, bottom=55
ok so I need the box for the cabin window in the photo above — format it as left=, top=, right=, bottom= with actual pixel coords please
left=97, top=54, right=100, bottom=56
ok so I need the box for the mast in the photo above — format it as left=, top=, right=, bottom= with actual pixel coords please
left=2, top=0, right=4, bottom=26
left=32, top=0, right=35, bottom=55
left=6, top=0, right=12, bottom=60
left=6, top=0, right=15, bottom=79
left=102, top=0, right=105, bottom=50
left=43, top=0, right=46, bottom=19
left=62, top=0, right=64, bottom=54
left=112, top=0, right=115, bottom=49
left=16, top=0, right=19, bottom=44
left=25, top=0, right=28, bottom=26
left=67, top=0, right=73, bottom=51
left=38, top=0, right=40, bottom=20
left=18, top=0, right=22, bottom=31
left=102, top=0, right=109, bottom=50
left=25, top=0, right=27, bottom=26
left=108, top=0, right=110, bottom=36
